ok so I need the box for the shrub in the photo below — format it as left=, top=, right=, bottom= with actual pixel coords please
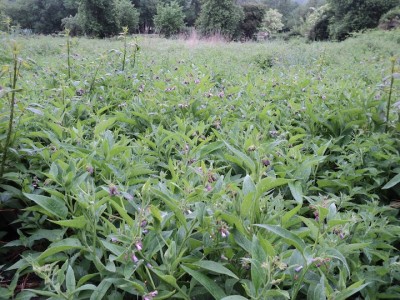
left=240, top=4, right=266, bottom=40
left=154, top=1, right=185, bottom=38
left=379, top=6, right=400, bottom=30
left=196, top=0, right=244, bottom=40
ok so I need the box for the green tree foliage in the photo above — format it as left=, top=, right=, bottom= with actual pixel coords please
left=263, top=0, right=299, bottom=31
left=240, top=4, right=266, bottom=39
left=154, top=1, right=185, bottom=38
left=262, top=8, right=284, bottom=34
left=115, top=0, right=139, bottom=33
left=379, top=6, right=400, bottom=30
left=196, top=0, right=244, bottom=39
left=303, top=4, right=331, bottom=40
left=327, top=0, right=399, bottom=40
left=3, top=0, right=77, bottom=34
left=131, top=0, right=158, bottom=33
left=77, top=0, right=119, bottom=37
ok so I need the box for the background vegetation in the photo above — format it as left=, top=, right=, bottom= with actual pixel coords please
left=0, top=0, right=399, bottom=40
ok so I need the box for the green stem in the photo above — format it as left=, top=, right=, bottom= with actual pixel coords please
left=0, top=50, right=18, bottom=178
left=67, top=35, right=71, bottom=79
left=385, top=59, right=396, bottom=133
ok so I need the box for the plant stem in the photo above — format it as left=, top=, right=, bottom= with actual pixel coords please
left=385, top=58, right=396, bottom=133
left=0, top=47, right=19, bottom=178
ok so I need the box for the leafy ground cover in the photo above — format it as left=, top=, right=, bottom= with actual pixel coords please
left=0, top=30, right=400, bottom=299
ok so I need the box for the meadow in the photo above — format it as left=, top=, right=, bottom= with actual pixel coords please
left=0, top=30, right=400, bottom=299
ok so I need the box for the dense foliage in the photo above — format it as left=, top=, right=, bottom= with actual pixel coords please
left=154, top=1, right=185, bottom=38
left=326, top=0, right=399, bottom=40
left=0, top=29, right=399, bottom=299
left=240, top=4, right=266, bottom=40
left=196, top=0, right=244, bottom=39
left=0, top=0, right=398, bottom=40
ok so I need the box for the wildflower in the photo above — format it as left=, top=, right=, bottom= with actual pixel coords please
left=205, top=184, right=212, bottom=192
left=76, top=88, right=85, bottom=96
left=194, top=79, right=200, bottom=84
left=86, top=165, right=94, bottom=174
left=219, top=226, right=230, bottom=238
left=143, top=290, right=158, bottom=300
left=141, top=220, right=148, bottom=228
left=248, top=145, right=256, bottom=152
left=135, top=240, right=143, bottom=251
left=111, top=237, right=118, bottom=243
left=109, top=184, right=119, bottom=196
left=218, top=91, right=225, bottom=98
left=131, top=254, right=139, bottom=263
left=294, top=265, right=303, bottom=272
left=262, top=159, right=271, bottom=167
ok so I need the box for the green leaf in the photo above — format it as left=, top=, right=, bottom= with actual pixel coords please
left=181, top=265, right=226, bottom=299
left=255, top=224, right=306, bottom=253
left=221, top=296, right=248, bottom=300
left=50, top=216, right=87, bottom=229
left=109, top=200, right=134, bottom=227
left=23, top=193, right=68, bottom=219
left=66, top=265, right=76, bottom=293
left=94, top=118, right=116, bottom=136
left=37, top=238, right=82, bottom=262
left=335, top=281, right=370, bottom=300
left=288, top=181, right=303, bottom=203
left=89, top=279, right=112, bottom=300
left=308, top=276, right=326, bottom=300
left=256, top=178, right=292, bottom=196
left=223, top=141, right=255, bottom=174
left=282, top=203, right=302, bottom=228
left=191, top=261, right=239, bottom=279
left=383, top=173, right=400, bottom=189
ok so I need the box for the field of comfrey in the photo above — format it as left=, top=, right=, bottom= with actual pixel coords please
left=0, top=30, right=400, bottom=300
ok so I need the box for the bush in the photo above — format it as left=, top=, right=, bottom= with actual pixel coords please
left=379, top=6, right=400, bottom=30
left=154, top=1, right=185, bottom=38
left=240, top=4, right=266, bottom=40
left=115, top=0, right=140, bottom=33
left=196, top=0, right=244, bottom=40
left=62, top=14, right=83, bottom=36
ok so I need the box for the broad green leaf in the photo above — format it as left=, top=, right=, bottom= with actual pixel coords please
left=264, top=290, right=290, bottom=298
left=191, top=261, right=238, bottom=279
left=288, top=181, right=303, bottom=203
left=335, top=281, right=370, bottom=300
left=94, top=118, right=116, bottom=136
left=308, top=275, right=326, bottom=300
left=23, top=193, right=68, bottom=219
left=383, top=173, right=400, bottom=189
left=66, top=265, right=76, bottom=293
left=255, top=224, right=306, bottom=253
left=221, top=296, right=248, bottom=300
left=37, top=238, right=82, bottom=262
left=51, top=216, right=87, bottom=229
left=282, top=203, right=302, bottom=228
left=109, top=200, right=134, bottom=227
left=326, top=248, right=350, bottom=277
left=181, top=265, right=226, bottom=299
left=223, top=141, right=255, bottom=174
left=101, top=240, right=125, bottom=257
left=256, top=178, right=292, bottom=196
left=89, top=279, right=112, bottom=300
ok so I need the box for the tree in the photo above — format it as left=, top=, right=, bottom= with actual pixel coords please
left=240, top=4, right=266, bottom=39
left=196, top=0, right=244, bottom=39
left=77, top=0, right=119, bottom=37
left=327, top=0, right=399, bottom=40
left=154, top=1, right=185, bottom=38
left=262, top=8, right=284, bottom=34
left=4, top=0, right=77, bottom=34
left=115, top=0, right=139, bottom=33
left=303, top=4, right=331, bottom=40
